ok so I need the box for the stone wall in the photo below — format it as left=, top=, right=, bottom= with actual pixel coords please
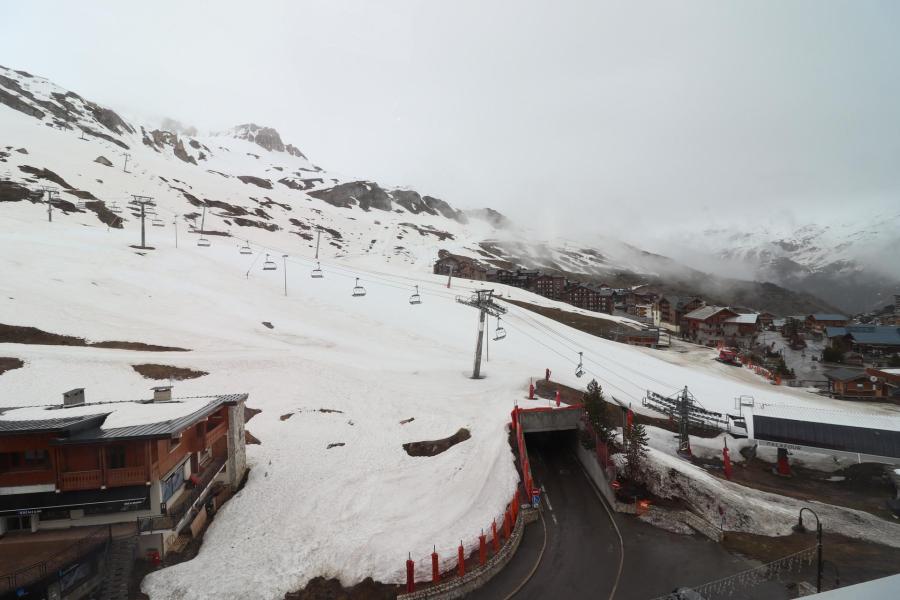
left=396, top=508, right=534, bottom=600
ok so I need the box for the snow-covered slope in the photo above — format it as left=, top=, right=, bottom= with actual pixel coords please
left=665, top=216, right=900, bottom=314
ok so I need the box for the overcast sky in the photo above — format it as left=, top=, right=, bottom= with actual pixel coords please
left=2, top=1, right=898, bottom=246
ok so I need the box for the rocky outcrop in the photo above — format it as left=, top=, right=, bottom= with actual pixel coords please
left=391, top=190, right=436, bottom=215
left=423, top=195, right=466, bottom=223
left=285, top=144, right=306, bottom=159
left=466, top=207, right=511, bottom=228
left=94, top=155, right=113, bottom=167
left=232, top=123, right=285, bottom=152
left=309, top=181, right=393, bottom=211
left=17, top=165, right=73, bottom=189
left=173, top=139, right=197, bottom=165
left=237, top=175, right=272, bottom=189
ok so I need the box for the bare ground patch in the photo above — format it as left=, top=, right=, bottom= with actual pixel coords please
left=0, top=357, right=24, bottom=376
left=403, top=428, right=471, bottom=457
left=0, top=323, right=189, bottom=352
left=285, top=576, right=399, bottom=600
left=131, top=364, right=208, bottom=380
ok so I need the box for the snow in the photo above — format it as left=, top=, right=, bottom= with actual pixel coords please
left=3, top=67, right=900, bottom=599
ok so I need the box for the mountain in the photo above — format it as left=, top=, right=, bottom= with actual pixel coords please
left=663, top=217, right=900, bottom=314
left=0, top=64, right=837, bottom=316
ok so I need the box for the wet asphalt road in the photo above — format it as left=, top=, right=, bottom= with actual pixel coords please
left=469, top=432, right=791, bottom=600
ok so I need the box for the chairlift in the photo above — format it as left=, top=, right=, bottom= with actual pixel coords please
left=197, top=205, right=211, bottom=247
left=76, top=201, right=86, bottom=209
left=493, top=317, right=507, bottom=341
left=262, top=253, right=277, bottom=271
left=109, top=203, right=122, bottom=214
left=151, top=217, right=164, bottom=227
left=311, top=262, right=324, bottom=279
left=409, top=285, right=422, bottom=305
left=351, top=277, right=366, bottom=297
left=239, top=240, right=252, bottom=255
left=575, top=351, right=585, bottom=378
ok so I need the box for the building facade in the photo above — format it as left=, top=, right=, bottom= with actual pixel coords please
left=0, top=388, right=248, bottom=557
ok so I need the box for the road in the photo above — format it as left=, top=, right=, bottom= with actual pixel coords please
left=471, top=431, right=791, bottom=600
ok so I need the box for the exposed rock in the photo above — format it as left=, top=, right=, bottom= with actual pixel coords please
left=232, top=123, right=285, bottom=152
left=94, top=155, right=113, bottom=167
left=84, top=200, right=124, bottom=228
left=0, top=181, right=32, bottom=203
left=173, top=139, right=197, bottom=165
left=85, top=102, right=135, bottom=135
left=232, top=218, right=279, bottom=232
left=285, top=144, right=306, bottom=159
left=403, top=428, right=471, bottom=457
left=15, top=148, right=27, bottom=154
left=391, top=189, right=436, bottom=215
left=423, top=195, right=467, bottom=223
left=0, top=357, right=24, bottom=376
left=309, top=181, right=392, bottom=211
left=237, top=175, right=272, bottom=189
left=17, top=165, right=73, bottom=189
left=131, top=364, right=208, bottom=380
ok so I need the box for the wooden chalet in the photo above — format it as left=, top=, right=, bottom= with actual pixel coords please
left=433, top=251, right=487, bottom=281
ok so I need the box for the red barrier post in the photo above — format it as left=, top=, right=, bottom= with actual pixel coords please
left=511, top=407, right=518, bottom=430
left=491, top=519, right=500, bottom=551
left=529, top=381, right=535, bottom=399
left=555, top=389, right=561, bottom=407
left=457, top=542, right=465, bottom=577
left=478, top=532, right=487, bottom=565
left=431, top=548, right=440, bottom=583
left=406, top=555, right=415, bottom=593
left=503, top=509, right=511, bottom=539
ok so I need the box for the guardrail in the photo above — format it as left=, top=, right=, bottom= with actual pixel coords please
left=0, top=526, right=110, bottom=593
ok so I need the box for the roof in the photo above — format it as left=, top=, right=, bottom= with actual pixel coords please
left=808, top=314, right=848, bottom=322
left=806, top=574, right=900, bottom=600
left=0, top=485, right=148, bottom=515
left=824, top=368, right=869, bottom=382
left=0, top=394, right=247, bottom=442
left=683, top=306, right=734, bottom=321
left=825, top=326, right=900, bottom=345
left=751, top=412, right=900, bottom=459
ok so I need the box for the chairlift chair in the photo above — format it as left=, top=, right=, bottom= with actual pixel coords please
left=151, top=217, right=164, bottom=227
left=311, top=262, right=324, bottom=278
left=76, top=201, right=86, bottom=209
left=351, top=277, right=366, bottom=297
left=239, top=241, right=252, bottom=255
left=262, top=253, right=277, bottom=271
left=493, top=317, right=507, bottom=341
left=109, top=203, right=122, bottom=214
left=575, top=351, right=585, bottom=378
left=409, top=285, right=422, bottom=305
left=197, top=237, right=211, bottom=247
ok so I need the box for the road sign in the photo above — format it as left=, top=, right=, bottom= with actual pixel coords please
left=531, top=488, right=541, bottom=509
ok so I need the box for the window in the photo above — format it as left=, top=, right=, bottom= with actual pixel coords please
left=0, top=450, right=49, bottom=472
left=107, top=445, right=126, bottom=469
left=161, top=462, right=186, bottom=503
left=168, top=436, right=181, bottom=453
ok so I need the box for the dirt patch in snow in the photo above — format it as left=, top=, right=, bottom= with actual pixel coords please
left=84, top=200, right=124, bottom=228
left=326, top=442, right=345, bottom=449
left=504, top=298, right=623, bottom=337
left=131, top=364, right=208, bottom=380
left=284, top=576, right=399, bottom=600
left=244, top=406, right=262, bottom=423
left=403, top=428, right=471, bottom=457
left=237, top=175, right=273, bottom=189
left=0, top=357, right=24, bottom=376
left=0, top=323, right=188, bottom=351
left=245, top=430, right=261, bottom=445
left=17, top=165, right=73, bottom=189
left=279, top=413, right=294, bottom=421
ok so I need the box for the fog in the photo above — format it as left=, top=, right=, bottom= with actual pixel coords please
left=2, top=0, right=898, bottom=250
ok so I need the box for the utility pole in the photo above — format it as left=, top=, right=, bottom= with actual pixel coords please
left=447, top=265, right=454, bottom=289
left=128, top=195, right=155, bottom=249
left=43, top=187, right=58, bottom=222
left=123, top=153, right=131, bottom=173
left=456, top=290, right=507, bottom=379
left=315, top=228, right=321, bottom=259
left=174, top=214, right=179, bottom=248
left=282, top=254, right=288, bottom=296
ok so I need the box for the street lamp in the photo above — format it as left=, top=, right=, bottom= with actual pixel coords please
left=792, top=507, right=823, bottom=593
left=282, top=254, right=289, bottom=296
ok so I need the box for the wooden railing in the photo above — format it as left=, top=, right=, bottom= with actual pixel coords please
left=0, top=469, right=55, bottom=488
left=205, top=421, right=227, bottom=445
left=107, top=465, right=147, bottom=487
left=59, top=469, right=102, bottom=491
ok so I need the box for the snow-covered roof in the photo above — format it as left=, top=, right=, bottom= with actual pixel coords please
left=823, top=367, right=869, bottom=382
left=683, top=305, right=733, bottom=321
left=0, top=394, right=246, bottom=439
left=725, top=313, right=758, bottom=325
left=750, top=402, right=900, bottom=432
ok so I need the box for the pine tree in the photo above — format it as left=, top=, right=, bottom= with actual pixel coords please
left=624, top=422, right=650, bottom=482
left=583, top=379, right=614, bottom=443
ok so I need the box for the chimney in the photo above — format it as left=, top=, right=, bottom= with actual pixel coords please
left=152, top=386, right=173, bottom=402
left=63, top=388, right=85, bottom=407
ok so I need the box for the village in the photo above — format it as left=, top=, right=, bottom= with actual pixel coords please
left=435, top=251, right=900, bottom=404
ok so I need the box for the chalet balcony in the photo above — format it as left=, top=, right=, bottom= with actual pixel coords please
left=59, top=469, right=103, bottom=491
left=107, top=465, right=147, bottom=487
left=0, top=469, right=55, bottom=488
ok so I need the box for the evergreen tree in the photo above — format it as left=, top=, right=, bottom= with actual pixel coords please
left=583, top=379, right=614, bottom=443
left=624, top=422, right=650, bottom=481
